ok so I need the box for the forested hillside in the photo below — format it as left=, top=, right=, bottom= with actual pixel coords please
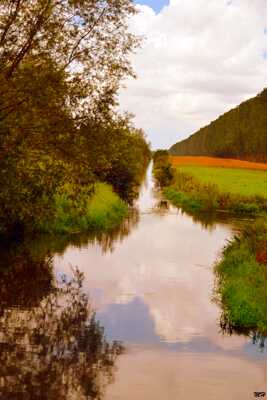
left=170, top=89, right=267, bottom=162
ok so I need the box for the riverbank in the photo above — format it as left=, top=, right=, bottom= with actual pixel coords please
left=38, top=182, right=128, bottom=235
left=153, top=152, right=267, bottom=335
left=164, top=169, right=266, bottom=216
left=153, top=153, right=267, bottom=217
left=215, top=219, right=267, bottom=334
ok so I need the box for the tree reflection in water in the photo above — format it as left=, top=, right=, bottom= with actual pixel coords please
left=0, top=256, right=123, bottom=399
left=0, top=242, right=54, bottom=311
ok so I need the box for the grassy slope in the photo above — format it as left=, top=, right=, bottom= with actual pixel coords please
left=215, top=221, right=267, bottom=333
left=40, top=182, right=127, bottom=234
left=175, top=165, right=267, bottom=197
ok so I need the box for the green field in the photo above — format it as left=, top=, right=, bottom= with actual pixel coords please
left=176, top=166, right=267, bottom=198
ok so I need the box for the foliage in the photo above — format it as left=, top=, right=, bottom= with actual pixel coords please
left=215, top=219, right=267, bottom=333
left=153, top=149, right=169, bottom=161
left=0, top=0, right=138, bottom=102
left=0, top=0, right=150, bottom=238
left=170, top=88, right=267, bottom=162
left=81, top=118, right=151, bottom=200
left=152, top=149, right=175, bottom=187
left=39, top=182, right=128, bottom=234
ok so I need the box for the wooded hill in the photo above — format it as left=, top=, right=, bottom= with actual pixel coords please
left=169, top=89, right=267, bottom=162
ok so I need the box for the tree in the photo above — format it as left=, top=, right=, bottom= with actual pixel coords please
left=0, top=0, right=144, bottom=236
left=0, top=0, right=139, bottom=117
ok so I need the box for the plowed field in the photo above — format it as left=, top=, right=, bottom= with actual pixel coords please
left=170, top=156, right=267, bottom=171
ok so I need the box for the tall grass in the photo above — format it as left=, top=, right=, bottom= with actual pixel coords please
left=164, top=170, right=267, bottom=216
left=215, top=220, right=267, bottom=333
left=39, top=182, right=127, bottom=234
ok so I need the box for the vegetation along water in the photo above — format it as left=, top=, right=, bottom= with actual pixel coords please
left=1, top=0, right=267, bottom=398
left=153, top=151, right=267, bottom=340
left=0, top=0, right=150, bottom=240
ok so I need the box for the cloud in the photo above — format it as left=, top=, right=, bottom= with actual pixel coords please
left=119, top=0, right=267, bottom=148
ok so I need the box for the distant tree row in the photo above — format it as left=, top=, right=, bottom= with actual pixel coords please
left=0, top=0, right=150, bottom=237
left=170, top=89, right=267, bottom=162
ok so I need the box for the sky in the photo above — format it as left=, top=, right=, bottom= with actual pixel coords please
left=119, top=0, right=267, bottom=149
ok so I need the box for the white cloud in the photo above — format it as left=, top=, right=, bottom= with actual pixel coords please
left=119, top=0, right=267, bottom=148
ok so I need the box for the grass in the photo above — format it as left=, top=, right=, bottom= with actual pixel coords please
left=154, top=155, right=267, bottom=335
left=163, top=169, right=267, bottom=216
left=215, top=220, right=267, bottom=333
left=39, top=182, right=128, bottom=234
left=174, top=165, right=267, bottom=198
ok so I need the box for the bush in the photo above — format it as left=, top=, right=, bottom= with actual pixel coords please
left=153, top=150, right=175, bottom=187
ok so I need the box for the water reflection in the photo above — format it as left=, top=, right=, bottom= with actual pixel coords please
left=0, top=261, right=123, bottom=399
left=0, top=163, right=266, bottom=399
left=55, top=208, right=234, bottom=346
left=219, top=311, right=267, bottom=351
left=0, top=242, right=54, bottom=311
left=31, top=207, right=139, bottom=257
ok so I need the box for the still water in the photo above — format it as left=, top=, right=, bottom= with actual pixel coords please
left=54, top=164, right=267, bottom=399
left=1, top=164, right=267, bottom=399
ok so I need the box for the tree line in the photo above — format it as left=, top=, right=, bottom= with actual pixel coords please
left=0, top=0, right=150, bottom=238
left=170, top=88, right=267, bottom=162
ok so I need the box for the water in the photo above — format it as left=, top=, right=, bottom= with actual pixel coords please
left=54, top=164, right=267, bottom=399
left=0, top=164, right=267, bottom=398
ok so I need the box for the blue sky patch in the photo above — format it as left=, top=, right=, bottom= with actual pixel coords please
left=135, top=0, right=169, bottom=13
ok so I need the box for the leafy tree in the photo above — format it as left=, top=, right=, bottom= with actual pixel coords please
left=0, top=0, right=151, bottom=237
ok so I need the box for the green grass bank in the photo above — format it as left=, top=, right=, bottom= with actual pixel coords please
left=152, top=152, right=267, bottom=216
left=153, top=152, right=267, bottom=335
left=39, top=182, right=128, bottom=234
left=215, top=220, right=267, bottom=334
left=163, top=167, right=267, bottom=217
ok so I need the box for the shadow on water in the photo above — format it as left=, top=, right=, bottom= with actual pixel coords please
left=0, top=246, right=124, bottom=399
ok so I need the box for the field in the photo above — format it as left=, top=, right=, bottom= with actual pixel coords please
left=170, top=157, right=267, bottom=198
left=170, top=156, right=267, bottom=171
